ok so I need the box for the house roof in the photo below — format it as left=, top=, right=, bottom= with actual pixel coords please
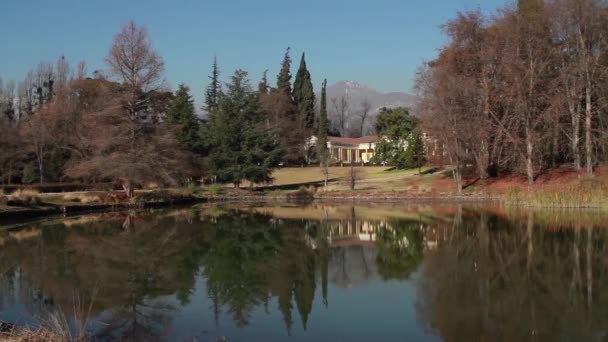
left=328, top=136, right=378, bottom=146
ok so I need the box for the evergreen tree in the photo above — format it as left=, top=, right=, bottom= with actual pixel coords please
left=167, top=84, right=200, bottom=151
left=258, top=69, right=270, bottom=95
left=372, top=107, right=425, bottom=169
left=317, top=79, right=328, bottom=156
left=22, top=161, right=36, bottom=184
left=293, top=53, right=315, bottom=130
left=206, top=69, right=284, bottom=188
left=205, top=56, right=222, bottom=112
left=277, top=48, right=293, bottom=99
left=406, top=128, right=425, bottom=173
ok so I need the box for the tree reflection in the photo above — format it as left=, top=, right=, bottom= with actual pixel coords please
left=375, top=220, right=424, bottom=280
left=417, top=211, right=608, bottom=341
left=0, top=205, right=435, bottom=338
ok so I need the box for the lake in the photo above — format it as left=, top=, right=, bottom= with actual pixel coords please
left=1, top=203, right=607, bottom=341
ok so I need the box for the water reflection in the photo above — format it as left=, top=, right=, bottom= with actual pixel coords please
left=417, top=209, right=608, bottom=341
left=0, top=205, right=607, bottom=341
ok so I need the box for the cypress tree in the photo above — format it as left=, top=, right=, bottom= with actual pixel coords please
left=277, top=48, right=293, bottom=99
left=167, top=84, right=200, bottom=151
left=293, top=53, right=315, bottom=130
left=205, top=56, right=221, bottom=112
left=317, top=79, right=328, bottom=159
left=258, top=69, right=270, bottom=95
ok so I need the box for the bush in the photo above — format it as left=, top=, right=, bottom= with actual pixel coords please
left=137, top=190, right=173, bottom=203
left=202, top=184, right=223, bottom=194
left=287, top=186, right=315, bottom=201
left=187, top=181, right=200, bottom=194
left=22, top=162, right=37, bottom=184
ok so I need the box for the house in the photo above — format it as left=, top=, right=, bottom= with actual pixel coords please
left=327, top=136, right=379, bottom=163
left=307, top=135, right=379, bottom=164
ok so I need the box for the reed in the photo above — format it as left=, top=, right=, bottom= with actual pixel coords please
left=502, top=179, right=608, bottom=209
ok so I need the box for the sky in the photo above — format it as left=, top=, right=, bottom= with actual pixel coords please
left=1, top=0, right=507, bottom=106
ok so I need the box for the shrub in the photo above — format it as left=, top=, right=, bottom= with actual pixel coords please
left=287, top=186, right=315, bottom=201
left=22, top=162, right=37, bottom=184
left=138, top=190, right=173, bottom=203
left=201, top=183, right=223, bottom=194
left=187, top=181, right=200, bottom=194
left=61, top=192, right=101, bottom=204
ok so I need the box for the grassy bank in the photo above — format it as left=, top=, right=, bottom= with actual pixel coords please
left=1, top=166, right=607, bottom=222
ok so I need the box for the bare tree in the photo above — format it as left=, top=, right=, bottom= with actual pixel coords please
left=19, top=108, right=54, bottom=184
left=331, top=96, right=349, bottom=137
left=347, top=164, right=364, bottom=190
left=64, top=80, right=194, bottom=196
left=358, top=99, right=372, bottom=137
left=105, top=21, right=165, bottom=92
left=76, top=60, right=87, bottom=80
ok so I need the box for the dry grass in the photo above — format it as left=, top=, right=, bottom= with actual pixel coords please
left=2, top=290, right=97, bottom=342
left=502, top=180, right=608, bottom=209
left=267, top=166, right=392, bottom=186
left=7, top=188, right=40, bottom=197
left=2, top=328, right=66, bottom=342
left=2, top=189, right=42, bottom=207
left=60, top=192, right=101, bottom=204
left=264, top=166, right=434, bottom=193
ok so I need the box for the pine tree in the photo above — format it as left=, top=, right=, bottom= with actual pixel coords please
left=277, top=48, right=293, bottom=99
left=167, top=84, right=200, bottom=151
left=206, top=69, right=284, bottom=188
left=205, top=56, right=221, bottom=112
left=293, top=53, right=315, bottom=131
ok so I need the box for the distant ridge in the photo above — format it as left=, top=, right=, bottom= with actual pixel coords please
left=318, top=81, right=418, bottom=134
left=322, top=80, right=417, bottom=114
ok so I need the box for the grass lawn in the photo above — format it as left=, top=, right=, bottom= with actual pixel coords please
left=268, top=166, right=433, bottom=185
left=255, top=166, right=436, bottom=192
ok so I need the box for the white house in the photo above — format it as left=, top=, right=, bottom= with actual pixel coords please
left=308, top=135, right=379, bottom=163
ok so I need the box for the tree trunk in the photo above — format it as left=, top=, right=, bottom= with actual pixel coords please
left=477, top=140, right=489, bottom=180
left=525, top=123, right=534, bottom=184
left=122, top=182, right=133, bottom=198
left=37, top=153, right=44, bottom=185
left=571, top=101, right=581, bottom=171
left=454, top=167, right=462, bottom=194
left=585, top=81, right=593, bottom=176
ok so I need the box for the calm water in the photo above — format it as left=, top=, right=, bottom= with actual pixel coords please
left=1, top=203, right=608, bottom=341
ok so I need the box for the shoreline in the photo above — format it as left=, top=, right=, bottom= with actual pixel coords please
left=2, top=189, right=605, bottom=223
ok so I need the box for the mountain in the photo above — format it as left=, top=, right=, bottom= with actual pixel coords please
left=323, top=81, right=417, bottom=114
left=318, top=81, right=418, bottom=136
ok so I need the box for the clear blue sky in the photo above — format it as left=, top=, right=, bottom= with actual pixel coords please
left=1, top=0, right=508, bottom=106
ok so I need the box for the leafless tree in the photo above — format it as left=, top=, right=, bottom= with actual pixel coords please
left=76, top=60, right=87, bottom=80
left=416, top=1, right=608, bottom=191
left=19, top=107, right=54, bottom=184
left=358, top=99, right=372, bottom=138
left=331, top=96, right=348, bottom=137
left=347, top=164, right=363, bottom=190
left=64, top=80, right=194, bottom=196
left=105, top=21, right=165, bottom=92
